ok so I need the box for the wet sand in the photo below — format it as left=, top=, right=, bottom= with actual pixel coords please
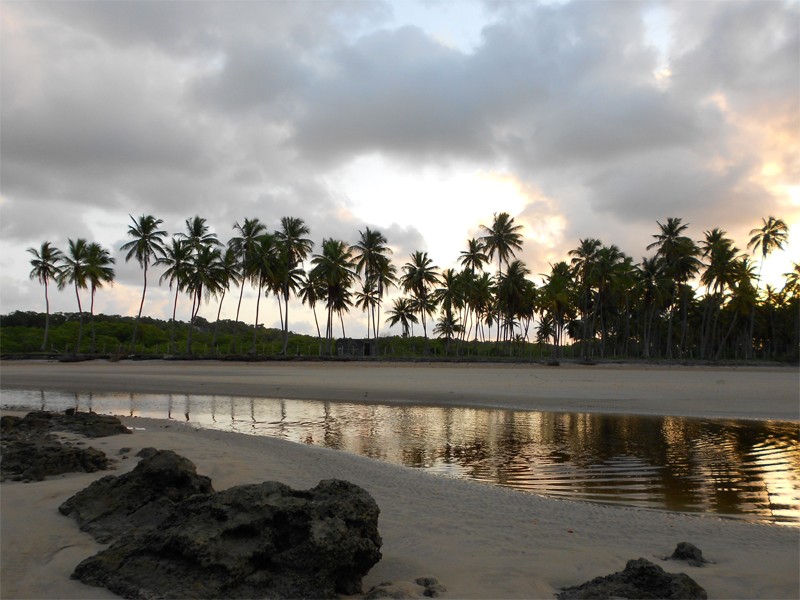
left=1, top=360, right=798, bottom=599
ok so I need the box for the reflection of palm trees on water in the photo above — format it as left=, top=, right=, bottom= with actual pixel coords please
left=10, top=389, right=799, bottom=525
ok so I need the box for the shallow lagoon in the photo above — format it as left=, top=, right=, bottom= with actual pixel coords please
left=4, top=389, right=799, bottom=526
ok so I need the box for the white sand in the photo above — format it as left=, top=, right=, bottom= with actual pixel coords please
left=1, top=361, right=799, bottom=599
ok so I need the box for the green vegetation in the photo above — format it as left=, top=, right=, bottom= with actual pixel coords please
left=11, top=212, right=799, bottom=362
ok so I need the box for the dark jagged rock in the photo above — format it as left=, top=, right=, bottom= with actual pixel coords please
left=0, top=411, right=122, bottom=481
left=71, top=478, right=382, bottom=599
left=557, top=558, right=707, bottom=599
left=1, top=410, right=131, bottom=438
left=59, top=449, right=214, bottom=543
left=1, top=438, right=110, bottom=481
left=667, top=542, right=709, bottom=567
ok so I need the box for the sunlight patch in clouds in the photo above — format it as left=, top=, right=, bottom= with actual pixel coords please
left=336, top=155, right=530, bottom=266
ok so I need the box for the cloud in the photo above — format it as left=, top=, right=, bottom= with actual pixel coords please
left=1, top=0, right=798, bottom=331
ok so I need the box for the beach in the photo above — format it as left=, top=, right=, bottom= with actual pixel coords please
left=1, top=360, right=799, bottom=599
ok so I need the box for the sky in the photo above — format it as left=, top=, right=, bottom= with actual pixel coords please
left=1, top=0, right=798, bottom=338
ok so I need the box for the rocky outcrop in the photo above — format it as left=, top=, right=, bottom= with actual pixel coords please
left=557, top=558, right=707, bottom=599
left=59, top=448, right=214, bottom=543
left=2, top=410, right=131, bottom=438
left=0, top=410, right=127, bottom=481
left=71, top=477, right=383, bottom=599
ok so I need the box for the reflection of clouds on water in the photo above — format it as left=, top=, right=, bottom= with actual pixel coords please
left=3, top=389, right=798, bottom=526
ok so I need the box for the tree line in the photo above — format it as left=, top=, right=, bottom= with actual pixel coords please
left=23, top=212, right=798, bottom=361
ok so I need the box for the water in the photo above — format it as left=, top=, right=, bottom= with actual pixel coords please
left=4, top=389, right=799, bottom=526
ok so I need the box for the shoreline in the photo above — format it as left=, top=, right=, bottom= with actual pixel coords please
left=1, top=359, right=798, bottom=421
left=2, top=361, right=799, bottom=599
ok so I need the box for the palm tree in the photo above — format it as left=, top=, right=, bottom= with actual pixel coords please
left=27, top=242, right=63, bottom=351
left=275, top=217, right=313, bottom=354
left=400, top=251, right=440, bottom=354
left=184, top=245, right=226, bottom=354
left=298, top=270, right=326, bottom=340
left=646, top=218, right=700, bottom=358
left=747, top=216, right=789, bottom=357
left=458, top=238, right=489, bottom=342
left=248, top=233, right=281, bottom=354
left=212, top=246, right=241, bottom=351
left=351, top=227, right=396, bottom=350
left=385, top=297, right=419, bottom=338
left=121, top=214, right=168, bottom=351
left=85, top=242, right=116, bottom=353
left=230, top=218, right=267, bottom=331
left=540, top=261, right=573, bottom=358
left=310, top=239, right=357, bottom=355
left=698, top=229, right=739, bottom=358
left=569, top=238, right=602, bottom=358
left=178, top=215, right=222, bottom=253
left=495, top=259, right=531, bottom=347
left=480, top=212, right=523, bottom=342
left=57, top=238, right=90, bottom=353
left=155, top=238, right=192, bottom=353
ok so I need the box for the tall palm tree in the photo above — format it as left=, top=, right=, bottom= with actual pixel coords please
left=178, top=215, right=222, bottom=254
left=385, top=297, right=419, bottom=338
left=248, top=233, right=280, bottom=354
left=275, top=217, right=313, bottom=354
left=569, top=238, right=602, bottom=358
left=230, top=218, right=268, bottom=329
left=458, top=238, right=489, bottom=342
left=57, top=238, right=90, bottom=353
left=747, top=216, right=789, bottom=357
left=495, top=259, right=531, bottom=347
left=699, top=229, right=738, bottom=358
left=646, top=218, right=700, bottom=358
left=540, top=261, right=573, bottom=358
left=121, top=214, right=168, bottom=351
left=298, top=270, right=326, bottom=340
left=155, top=238, right=192, bottom=353
left=27, top=242, right=63, bottom=351
left=351, top=227, right=395, bottom=350
left=310, top=239, right=357, bottom=355
left=85, top=242, right=116, bottom=353
left=184, top=245, right=225, bottom=354
left=212, top=246, right=241, bottom=351
left=479, top=212, right=524, bottom=278
left=480, top=212, right=523, bottom=343
left=400, top=251, right=440, bottom=354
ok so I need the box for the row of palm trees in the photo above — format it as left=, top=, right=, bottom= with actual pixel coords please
left=28, top=212, right=797, bottom=360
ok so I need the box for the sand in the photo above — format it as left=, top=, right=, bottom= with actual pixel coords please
left=1, top=360, right=799, bottom=599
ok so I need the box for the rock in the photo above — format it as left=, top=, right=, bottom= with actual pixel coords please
left=667, top=542, right=708, bottom=567
left=1, top=438, right=110, bottom=481
left=1, top=411, right=119, bottom=481
left=71, top=478, right=382, bottom=599
left=59, top=449, right=214, bottom=543
left=1, top=410, right=131, bottom=438
left=557, top=558, right=707, bottom=599
left=364, top=577, right=446, bottom=599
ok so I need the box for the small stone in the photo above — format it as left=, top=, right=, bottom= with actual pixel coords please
left=668, top=542, right=708, bottom=567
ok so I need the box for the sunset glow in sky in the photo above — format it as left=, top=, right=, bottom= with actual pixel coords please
left=1, top=0, right=797, bottom=336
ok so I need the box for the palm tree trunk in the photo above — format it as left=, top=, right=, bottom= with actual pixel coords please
left=212, top=290, right=226, bottom=352
left=42, top=281, right=51, bottom=352
left=252, top=281, right=263, bottom=354
left=74, top=282, right=84, bottom=354
left=234, top=277, right=246, bottom=353
left=130, top=263, right=148, bottom=351
left=90, top=287, right=97, bottom=353
left=281, top=291, right=290, bottom=355
left=169, top=288, right=180, bottom=353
